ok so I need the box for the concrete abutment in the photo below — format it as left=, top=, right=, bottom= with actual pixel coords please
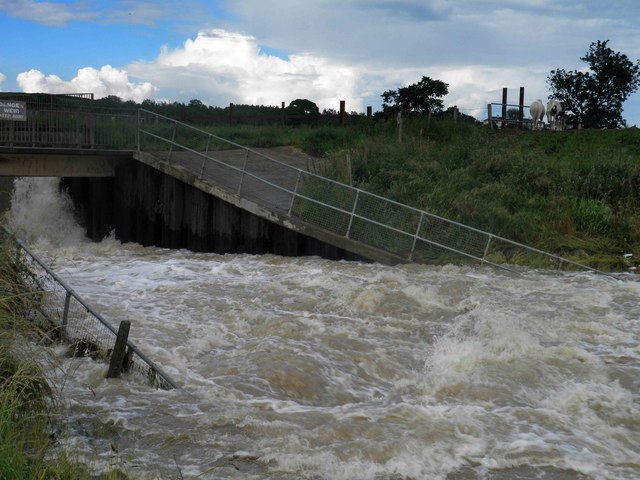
left=62, top=160, right=364, bottom=261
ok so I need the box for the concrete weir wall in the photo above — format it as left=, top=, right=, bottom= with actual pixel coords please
left=61, top=160, right=363, bottom=261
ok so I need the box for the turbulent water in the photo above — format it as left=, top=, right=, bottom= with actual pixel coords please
left=5, top=177, right=640, bottom=479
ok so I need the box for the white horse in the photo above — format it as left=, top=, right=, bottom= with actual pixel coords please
left=529, top=100, right=545, bottom=130
left=546, top=99, right=565, bottom=131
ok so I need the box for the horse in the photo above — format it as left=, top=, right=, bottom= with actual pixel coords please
left=546, top=99, right=565, bottom=131
left=529, top=100, right=545, bottom=130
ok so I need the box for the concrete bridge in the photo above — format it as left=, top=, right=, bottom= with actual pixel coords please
left=0, top=94, right=608, bottom=274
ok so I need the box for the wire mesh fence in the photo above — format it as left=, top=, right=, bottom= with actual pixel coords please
left=1, top=226, right=179, bottom=390
left=137, top=109, right=610, bottom=276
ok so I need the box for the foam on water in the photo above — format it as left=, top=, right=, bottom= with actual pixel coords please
left=6, top=177, right=640, bottom=479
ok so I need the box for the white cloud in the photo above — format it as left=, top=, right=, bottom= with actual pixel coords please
left=128, top=29, right=363, bottom=111
left=16, top=66, right=158, bottom=102
left=0, top=72, right=5, bottom=89
left=121, top=28, right=557, bottom=119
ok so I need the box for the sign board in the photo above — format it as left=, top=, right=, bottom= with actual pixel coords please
left=0, top=100, right=27, bottom=121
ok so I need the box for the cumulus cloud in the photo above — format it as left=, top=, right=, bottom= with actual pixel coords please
left=0, top=72, right=5, bottom=89
left=128, top=29, right=363, bottom=111
left=121, top=27, right=556, bottom=119
left=16, top=66, right=158, bottom=102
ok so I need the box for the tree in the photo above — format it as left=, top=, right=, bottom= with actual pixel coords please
left=381, top=76, right=449, bottom=115
left=188, top=98, right=207, bottom=110
left=286, top=99, right=320, bottom=115
left=547, top=40, right=640, bottom=128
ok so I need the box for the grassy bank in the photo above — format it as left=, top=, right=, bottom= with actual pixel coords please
left=207, top=119, right=640, bottom=270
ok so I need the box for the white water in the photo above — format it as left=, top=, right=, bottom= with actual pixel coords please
left=6, top=177, right=640, bottom=479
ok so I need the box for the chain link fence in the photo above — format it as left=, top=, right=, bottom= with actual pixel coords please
left=1, top=226, right=179, bottom=390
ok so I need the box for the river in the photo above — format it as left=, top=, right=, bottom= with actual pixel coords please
left=5, top=177, right=640, bottom=479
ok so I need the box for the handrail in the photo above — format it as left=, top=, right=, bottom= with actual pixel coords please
left=137, top=109, right=613, bottom=277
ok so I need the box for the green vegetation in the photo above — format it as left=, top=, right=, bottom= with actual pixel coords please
left=205, top=118, right=640, bottom=270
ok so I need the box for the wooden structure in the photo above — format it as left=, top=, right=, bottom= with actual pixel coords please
left=487, top=87, right=529, bottom=129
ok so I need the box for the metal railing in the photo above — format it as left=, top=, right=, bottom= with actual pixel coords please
left=137, top=109, right=609, bottom=275
left=1, top=226, right=179, bottom=390
left=0, top=93, right=137, bottom=150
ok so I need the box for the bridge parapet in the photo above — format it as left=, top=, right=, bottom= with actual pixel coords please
left=0, top=93, right=137, bottom=150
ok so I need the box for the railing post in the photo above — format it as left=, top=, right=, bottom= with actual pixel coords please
left=409, top=213, right=424, bottom=261
left=288, top=170, right=303, bottom=216
left=62, top=291, right=71, bottom=341
left=167, top=123, right=177, bottom=163
left=199, top=137, right=211, bottom=180
left=482, top=235, right=493, bottom=263
left=107, top=320, right=131, bottom=379
left=237, top=149, right=250, bottom=195
left=136, top=109, right=141, bottom=153
left=346, top=190, right=361, bottom=238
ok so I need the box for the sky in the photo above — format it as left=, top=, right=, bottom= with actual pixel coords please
left=1, top=0, right=640, bottom=125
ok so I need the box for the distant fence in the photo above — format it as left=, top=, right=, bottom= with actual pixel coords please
left=137, top=109, right=611, bottom=275
left=1, top=225, right=179, bottom=390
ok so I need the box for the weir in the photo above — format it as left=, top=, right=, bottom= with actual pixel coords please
left=0, top=93, right=611, bottom=275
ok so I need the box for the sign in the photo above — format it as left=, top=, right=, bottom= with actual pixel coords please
left=0, top=100, right=27, bottom=121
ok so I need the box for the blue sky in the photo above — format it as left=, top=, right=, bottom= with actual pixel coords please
left=1, top=0, right=640, bottom=125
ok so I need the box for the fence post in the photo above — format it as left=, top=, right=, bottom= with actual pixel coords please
left=367, top=106, right=372, bottom=117
left=339, top=100, right=346, bottom=127
left=453, top=105, right=458, bottom=122
left=487, top=104, right=493, bottom=128
left=501, top=88, right=508, bottom=129
left=518, top=86, right=525, bottom=129
left=107, top=320, right=131, bottom=379
left=107, top=321, right=131, bottom=378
